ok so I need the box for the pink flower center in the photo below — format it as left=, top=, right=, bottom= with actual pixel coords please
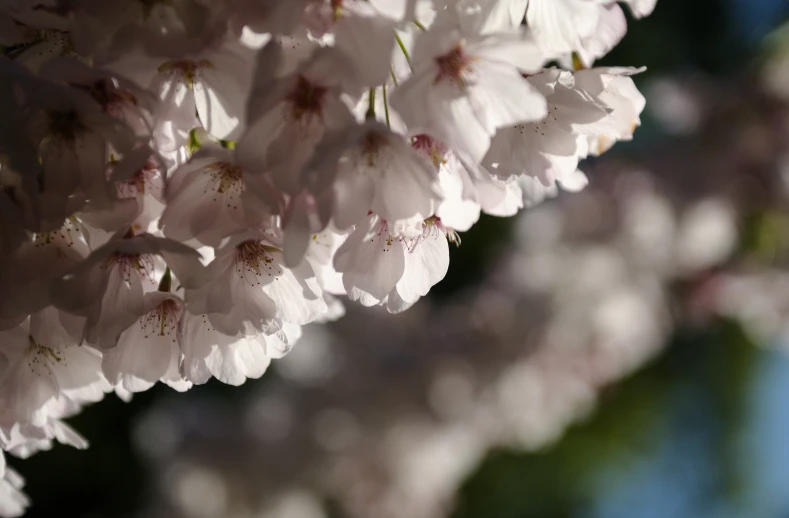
left=157, top=59, right=213, bottom=88
left=360, top=131, right=388, bottom=167
left=206, top=162, right=244, bottom=207
left=288, top=76, right=328, bottom=122
left=435, top=45, right=475, bottom=87
left=26, top=335, right=64, bottom=373
left=371, top=219, right=398, bottom=250
left=48, top=110, right=85, bottom=141
left=107, top=253, right=156, bottom=283
left=81, top=80, right=139, bottom=114
left=331, top=0, right=344, bottom=19
left=140, top=299, right=182, bottom=341
left=33, top=217, right=81, bottom=248
left=235, top=240, right=280, bottom=285
left=412, top=134, right=448, bottom=171
left=117, top=161, right=159, bottom=200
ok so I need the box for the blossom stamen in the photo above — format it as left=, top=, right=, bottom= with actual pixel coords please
left=47, top=110, right=85, bottom=141
left=157, top=59, right=214, bottom=89
left=32, top=217, right=81, bottom=248
left=287, top=76, right=328, bottom=122
left=234, top=240, right=280, bottom=285
left=106, top=253, right=156, bottom=282
left=360, top=131, right=387, bottom=168
left=117, top=161, right=158, bottom=199
left=435, top=44, right=476, bottom=88
left=140, top=299, right=182, bottom=342
left=26, top=335, right=64, bottom=377
left=206, top=162, right=244, bottom=208
left=412, top=135, right=447, bottom=170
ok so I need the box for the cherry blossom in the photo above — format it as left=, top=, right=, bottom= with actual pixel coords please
left=51, top=233, right=206, bottom=349
left=334, top=213, right=451, bottom=311
left=484, top=68, right=617, bottom=185
left=390, top=12, right=547, bottom=162
left=0, top=1, right=655, bottom=513
left=525, top=0, right=652, bottom=67
left=186, top=231, right=327, bottom=335
left=0, top=454, right=27, bottom=518
left=304, top=121, right=443, bottom=230
left=159, top=142, right=274, bottom=247
left=413, top=134, right=523, bottom=231
left=0, top=308, right=110, bottom=430
left=102, top=291, right=190, bottom=393
left=181, top=315, right=300, bottom=386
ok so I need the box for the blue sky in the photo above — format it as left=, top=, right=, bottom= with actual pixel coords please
left=731, top=0, right=789, bottom=41
left=582, top=346, right=789, bottom=518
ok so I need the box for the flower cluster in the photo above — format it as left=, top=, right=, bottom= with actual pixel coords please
left=0, top=0, right=653, bottom=514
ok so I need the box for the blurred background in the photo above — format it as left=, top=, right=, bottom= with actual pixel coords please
left=13, top=0, right=789, bottom=516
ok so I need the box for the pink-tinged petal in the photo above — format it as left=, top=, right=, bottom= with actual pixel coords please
left=576, top=4, right=627, bottom=67
left=475, top=178, right=523, bottom=217
left=472, top=62, right=548, bottom=132
left=333, top=170, right=376, bottom=230
left=181, top=311, right=271, bottom=386
left=333, top=4, right=396, bottom=87
left=526, top=0, right=601, bottom=56
left=471, top=31, right=545, bottom=71
left=556, top=169, right=589, bottom=193
left=283, top=191, right=315, bottom=267
left=161, top=344, right=191, bottom=392
left=262, top=254, right=326, bottom=325
left=50, top=345, right=110, bottom=404
left=152, top=74, right=197, bottom=152
left=385, top=287, right=415, bottom=314
left=335, top=216, right=406, bottom=305
left=235, top=339, right=275, bottom=379
left=84, top=262, right=146, bottom=349
left=437, top=197, right=480, bottom=232
left=102, top=294, right=183, bottom=393
left=622, top=0, right=657, bottom=18
left=236, top=103, right=289, bottom=173
left=396, top=227, right=449, bottom=303
left=195, top=67, right=246, bottom=140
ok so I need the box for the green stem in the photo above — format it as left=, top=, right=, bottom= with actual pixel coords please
left=382, top=85, right=391, bottom=129
left=413, top=20, right=427, bottom=31
left=365, top=87, right=376, bottom=120
left=158, top=267, right=172, bottom=292
left=187, top=129, right=201, bottom=154
left=394, top=31, right=413, bottom=71
left=390, top=68, right=399, bottom=86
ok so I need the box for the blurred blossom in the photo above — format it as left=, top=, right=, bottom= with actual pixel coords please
left=243, top=395, right=293, bottom=443
left=428, top=368, right=476, bottom=420
left=763, top=24, right=789, bottom=100
left=313, top=408, right=360, bottom=452
left=779, top=154, right=789, bottom=195
left=674, top=199, right=738, bottom=275
left=495, top=360, right=597, bottom=447
left=133, top=407, right=183, bottom=461
left=258, top=491, right=325, bottom=518
left=276, top=326, right=341, bottom=386
left=121, top=47, right=789, bottom=515
left=716, top=272, right=789, bottom=346
left=167, top=463, right=229, bottom=518
left=380, top=423, right=485, bottom=518
left=646, top=78, right=703, bottom=135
